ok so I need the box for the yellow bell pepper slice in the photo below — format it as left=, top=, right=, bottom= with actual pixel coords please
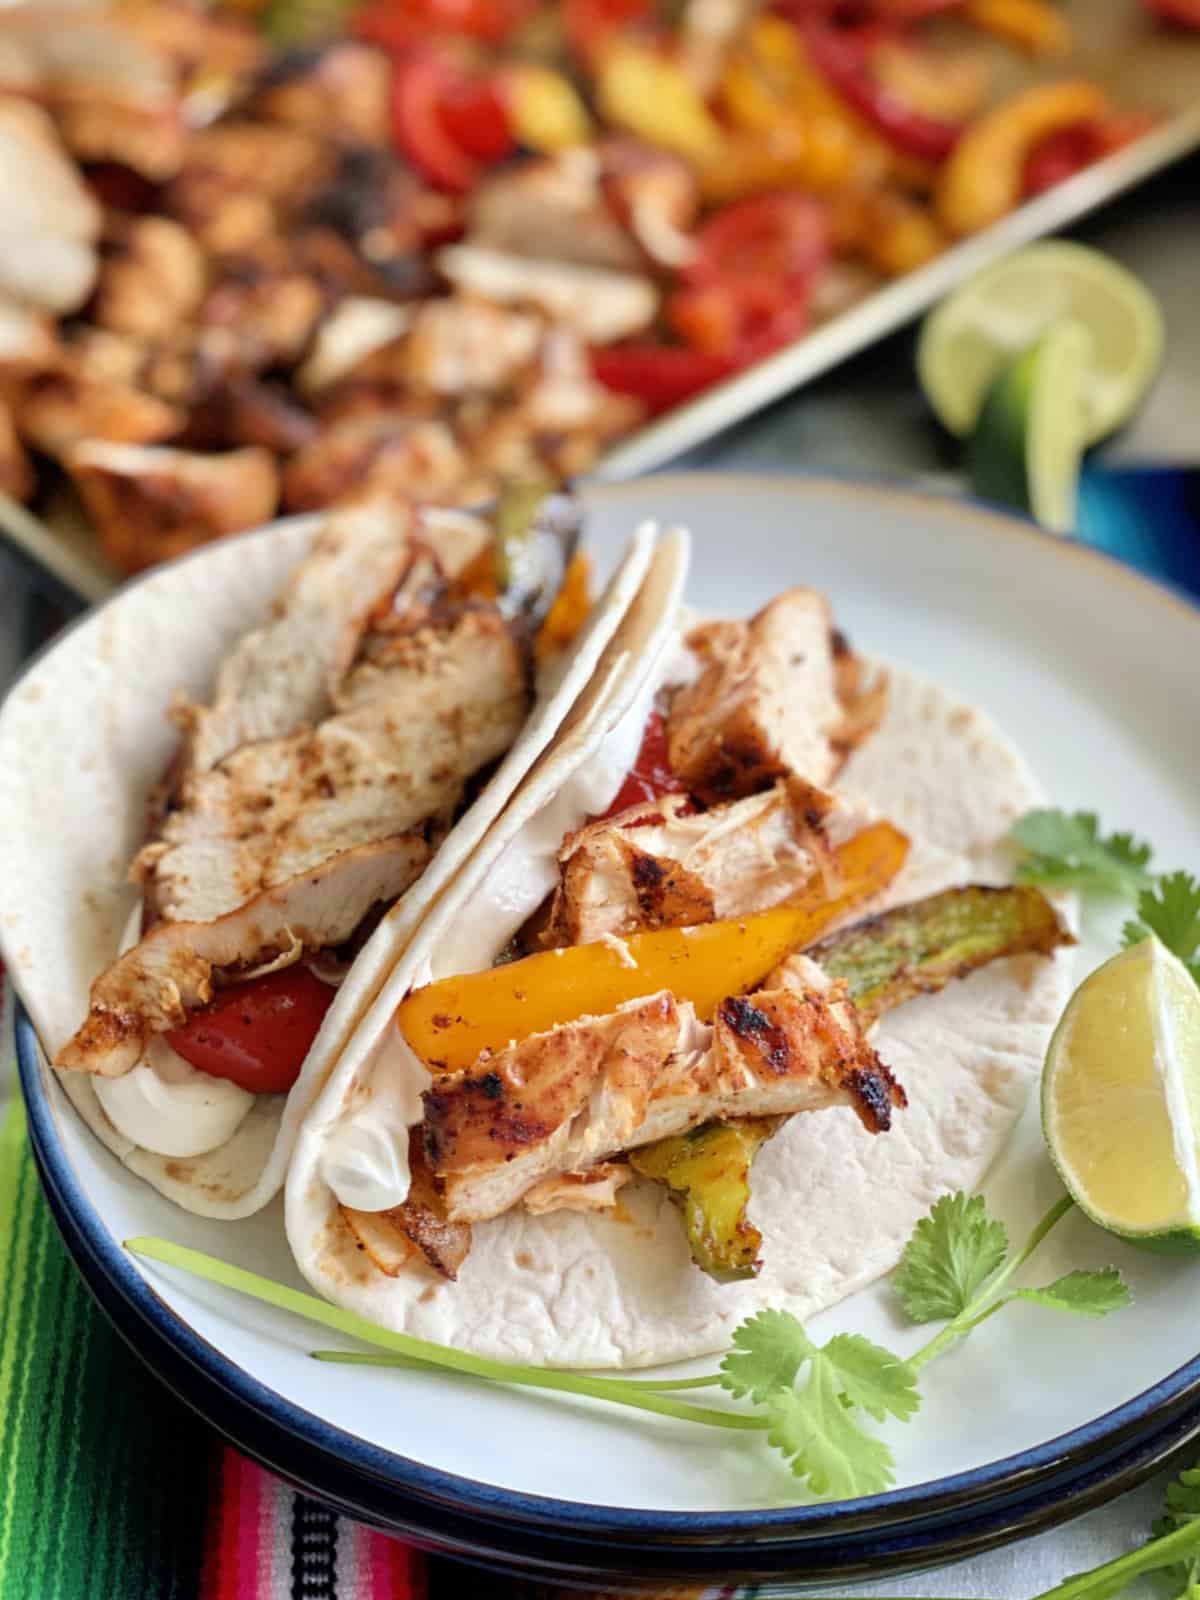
left=597, top=43, right=725, bottom=166
left=505, top=64, right=593, bottom=152
left=398, top=822, right=909, bottom=1073
left=964, top=0, right=1072, bottom=58
left=936, top=79, right=1109, bottom=236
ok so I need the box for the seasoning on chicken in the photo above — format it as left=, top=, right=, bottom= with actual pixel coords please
left=15, top=358, right=185, bottom=460
left=467, top=149, right=648, bottom=273
left=666, top=588, right=887, bottom=801
left=543, top=781, right=840, bottom=948
left=91, top=216, right=208, bottom=344
left=436, top=245, right=659, bottom=345
left=282, top=415, right=479, bottom=513
left=422, top=980, right=898, bottom=1224
left=57, top=495, right=546, bottom=1080
left=57, top=836, right=434, bottom=1079
left=63, top=441, right=280, bottom=572
left=173, top=496, right=428, bottom=779
left=140, top=605, right=527, bottom=925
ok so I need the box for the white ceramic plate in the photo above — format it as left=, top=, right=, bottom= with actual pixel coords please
left=7, top=477, right=1200, bottom=1557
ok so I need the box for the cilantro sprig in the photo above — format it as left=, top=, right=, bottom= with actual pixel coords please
left=1123, top=872, right=1200, bottom=984
left=126, top=1188, right=1127, bottom=1502
left=894, top=1191, right=1130, bottom=1370
left=1011, top=809, right=1200, bottom=986
left=1012, top=810, right=1154, bottom=898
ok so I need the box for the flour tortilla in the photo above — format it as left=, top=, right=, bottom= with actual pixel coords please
left=0, top=508, right=663, bottom=1219
left=286, top=645, right=1074, bottom=1367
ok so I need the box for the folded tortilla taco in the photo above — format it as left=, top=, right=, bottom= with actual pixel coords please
left=285, top=575, right=1075, bottom=1368
left=0, top=488, right=675, bottom=1219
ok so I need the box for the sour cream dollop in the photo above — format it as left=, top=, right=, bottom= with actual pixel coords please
left=94, top=1037, right=255, bottom=1158
left=92, top=905, right=257, bottom=1159
left=319, top=1030, right=431, bottom=1212
left=320, top=634, right=698, bottom=1213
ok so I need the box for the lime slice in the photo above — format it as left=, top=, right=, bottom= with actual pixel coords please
left=918, top=241, right=1164, bottom=444
left=965, top=321, right=1087, bottom=534
left=1043, top=937, right=1200, bottom=1251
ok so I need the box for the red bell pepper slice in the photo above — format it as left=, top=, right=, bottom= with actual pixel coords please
left=392, top=51, right=479, bottom=192
left=600, top=709, right=688, bottom=818
left=439, top=75, right=515, bottom=163
left=668, top=194, right=824, bottom=363
left=668, top=281, right=812, bottom=361
left=591, top=345, right=740, bottom=416
left=1023, top=112, right=1159, bottom=197
left=391, top=49, right=514, bottom=193
left=684, top=193, right=830, bottom=291
left=798, top=18, right=964, bottom=162
left=166, top=965, right=337, bottom=1096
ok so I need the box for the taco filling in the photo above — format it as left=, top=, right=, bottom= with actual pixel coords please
left=315, top=584, right=1069, bottom=1289
left=54, top=485, right=589, bottom=1159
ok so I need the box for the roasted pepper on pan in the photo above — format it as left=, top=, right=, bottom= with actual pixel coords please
left=398, top=822, right=910, bottom=1072
left=935, top=79, right=1110, bottom=234
left=964, top=0, right=1072, bottom=57
left=597, top=40, right=725, bottom=165
left=798, top=19, right=966, bottom=164
left=632, top=884, right=1071, bottom=1283
left=710, top=17, right=888, bottom=199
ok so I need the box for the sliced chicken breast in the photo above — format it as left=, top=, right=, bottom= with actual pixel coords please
left=666, top=589, right=887, bottom=802
left=56, top=836, right=431, bottom=1077
left=423, top=980, right=900, bottom=1223
left=142, top=605, right=529, bottom=924
left=544, top=781, right=838, bottom=947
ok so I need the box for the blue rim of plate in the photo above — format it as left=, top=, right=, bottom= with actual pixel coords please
left=11, top=475, right=1200, bottom=1555
left=26, top=1089, right=1200, bottom=1588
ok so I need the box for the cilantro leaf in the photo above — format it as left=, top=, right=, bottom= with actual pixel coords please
left=821, top=1334, right=920, bottom=1423
left=1152, top=1465, right=1200, bottom=1599
left=1012, top=809, right=1154, bottom=899
left=764, top=1361, right=896, bottom=1499
left=1122, top=873, right=1200, bottom=984
left=719, top=1309, right=813, bottom=1404
left=893, top=1192, right=1009, bottom=1324
left=1012, top=1268, right=1132, bottom=1319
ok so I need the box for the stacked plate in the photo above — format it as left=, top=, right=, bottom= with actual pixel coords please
left=10, top=477, right=1200, bottom=1588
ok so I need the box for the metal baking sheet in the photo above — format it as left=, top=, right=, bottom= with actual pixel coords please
left=3, top=0, right=1199, bottom=602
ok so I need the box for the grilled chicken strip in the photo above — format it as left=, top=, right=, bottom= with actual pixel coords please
left=139, top=603, right=529, bottom=926
left=56, top=836, right=430, bottom=1078
left=174, top=498, right=426, bottom=779
left=467, top=149, right=647, bottom=273
left=64, top=440, right=280, bottom=574
left=423, top=982, right=900, bottom=1223
left=543, top=781, right=838, bottom=947
left=666, top=589, right=887, bottom=802
left=435, top=245, right=658, bottom=345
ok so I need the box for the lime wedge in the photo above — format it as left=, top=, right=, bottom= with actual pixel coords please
left=965, top=321, right=1087, bottom=534
left=918, top=242, right=1164, bottom=444
left=1043, top=937, right=1200, bottom=1251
